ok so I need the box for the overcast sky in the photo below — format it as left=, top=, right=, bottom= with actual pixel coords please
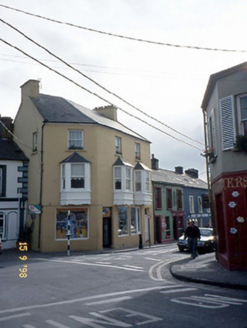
left=1, top=0, right=247, bottom=181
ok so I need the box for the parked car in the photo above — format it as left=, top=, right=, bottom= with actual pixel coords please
left=177, top=227, right=215, bottom=253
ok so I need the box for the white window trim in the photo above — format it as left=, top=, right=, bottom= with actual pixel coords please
left=0, top=213, right=6, bottom=240
left=115, top=136, right=122, bottom=155
left=113, top=166, right=133, bottom=192
left=135, top=143, right=141, bottom=160
left=219, top=95, right=236, bottom=151
left=189, top=196, right=195, bottom=213
left=68, top=130, right=84, bottom=149
left=198, top=196, right=203, bottom=213
left=237, top=93, right=247, bottom=136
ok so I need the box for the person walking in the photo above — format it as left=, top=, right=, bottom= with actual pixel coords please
left=184, top=220, right=200, bottom=259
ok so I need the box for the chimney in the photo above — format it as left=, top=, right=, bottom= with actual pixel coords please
left=21, top=80, right=40, bottom=100
left=151, top=154, right=159, bottom=170
left=0, top=117, right=13, bottom=139
left=94, top=105, right=118, bottom=121
left=175, top=166, right=183, bottom=174
left=185, top=168, right=199, bottom=179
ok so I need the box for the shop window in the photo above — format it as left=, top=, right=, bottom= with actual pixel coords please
left=165, top=216, right=171, bottom=238
left=0, top=213, right=6, bottom=239
left=68, top=130, right=83, bottom=149
left=131, top=207, right=141, bottom=234
left=118, top=207, right=129, bottom=236
left=56, top=208, right=88, bottom=239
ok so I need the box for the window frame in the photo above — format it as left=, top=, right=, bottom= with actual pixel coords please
left=118, top=206, right=129, bottom=236
left=68, top=130, right=84, bottom=150
left=131, top=207, right=141, bottom=234
left=135, top=143, right=141, bottom=160
left=189, top=195, right=195, bottom=213
left=198, top=196, right=203, bottom=213
left=113, top=166, right=132, bottom=192
left=0, top=213, right=6, bottom=239
left=33, top=132, right=38, bottom=152
left=176, top=189, right=183, bottom=210
left=70, top=163, right=85, bottom=189
left=61, top=162, right=90, bottom=192
left=0, top=165, right=6, bottom=197
left=166, top=188, right=172, bottom=210
left=155, top=187, right=162, bottom=209
left=237, top=93, right=247, bottom=136
left=115, top=136, right=122, bottom=155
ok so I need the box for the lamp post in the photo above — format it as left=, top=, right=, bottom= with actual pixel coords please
left=66, top=210, right=72, bottom=256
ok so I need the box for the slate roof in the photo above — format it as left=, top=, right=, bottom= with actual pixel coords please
left=0, top=138, right=28, bottom=161
left=31, top=94, right=149, bottom=142
left=60, top=152, right=91, bottom=164
left=152, top=169, right=208, bottom=190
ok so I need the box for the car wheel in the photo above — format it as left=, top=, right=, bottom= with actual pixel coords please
left=178, top=246, right=184, bottom=252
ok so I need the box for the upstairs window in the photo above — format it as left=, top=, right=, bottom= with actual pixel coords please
left=135, top=143, right=140, bottom=160
left=145, top=171, right=150, bottom=192
left=0, top=166, right=6, bottom=197
left=115, top=136, right=122, bottom=155
left=198, top=196, right=203, bottom=213
left=155, top=187, right=162, bottom=209
left=189, top=196, right=195, bottom=213
left=71, top=164, right=85, bottom=189
left=237, top=94, right=247, bottom=136
left=176, top=189, right=183, bottom=210
left=33, top=132, right=37, bottom=152
left=166, top=188, right=172, bottom=209
left=114, top=166, right=132, bottom=191
left=134, top=171, right=141, bottom=192
left=68, top=130, right=83, bottom=149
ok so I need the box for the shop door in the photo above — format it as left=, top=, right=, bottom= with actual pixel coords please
left=155, top=216, right=161, bottom=243
left=103, top=217, right=112, bottom=248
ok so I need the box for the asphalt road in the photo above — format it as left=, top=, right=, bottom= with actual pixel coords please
left=1, top=244, right=247, bottom=327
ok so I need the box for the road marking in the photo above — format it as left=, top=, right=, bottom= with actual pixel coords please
left=85, top=296, right=132, bottom=306
left=46, top=320, right=70, bottom=327
left=160, top=288, right=197, bottom=294
left=145, top=257, right=161, bottom=261
left=23, top=325, right=36, bottom=328
left=149, top=256, right=188, bottom=281
left=123, top=264, right=143, bottom=269
left=0, top=286, right=168, bottom=315
left=31, top=258, right=144, bottom=272
left=0, top=312, right=31, bottom=322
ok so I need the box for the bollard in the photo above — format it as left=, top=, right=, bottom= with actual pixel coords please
left=139, top=234, right=143, bottom=249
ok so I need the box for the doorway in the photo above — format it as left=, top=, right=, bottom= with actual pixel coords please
left=102, top=207, right=112, bottom=248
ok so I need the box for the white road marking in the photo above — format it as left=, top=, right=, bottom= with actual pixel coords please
left=123, top=264, right=143, bottom=269
left=85, top=296, right=132, bottom=306
left=149, top=256, right=188, bottom=281
left=160, top=288, right=197, bottom=294
left=0, top=312, right=31, bottom=322
left=31, top=258, right=144, bottom=271
left=0, top=286, right=169, bottom=315
left=145, top=257, right=161, bottom=261
left=23, top=325, right=36, bottom=328
left=46, top=320, right=70, bottom=328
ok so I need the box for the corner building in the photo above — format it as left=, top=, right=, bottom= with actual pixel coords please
left=201, top=62, right=247, bottom=270
left=14, top=80, right=153, bottom=252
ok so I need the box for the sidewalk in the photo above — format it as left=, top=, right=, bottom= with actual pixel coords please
left=169, top=252, right=247, bottom=290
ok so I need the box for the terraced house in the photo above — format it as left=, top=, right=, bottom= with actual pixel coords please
left=13, top=80, right=153, bottom=252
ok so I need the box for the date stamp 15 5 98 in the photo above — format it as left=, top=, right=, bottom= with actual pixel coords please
left=18, top=242, right=28, bottom=278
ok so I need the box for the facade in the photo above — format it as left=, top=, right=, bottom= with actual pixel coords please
left=201, top=61, right=247, bottom=271
left=0, top=116, right=28, bottom=249
left=152, top=156, right=209, bottom=243
left=13, top=80, right=153, bottom=253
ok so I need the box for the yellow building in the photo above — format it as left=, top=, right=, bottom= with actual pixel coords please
left=13, top=80, right=153, bottom=252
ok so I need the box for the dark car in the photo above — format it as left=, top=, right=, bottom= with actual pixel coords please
left=177, top=227, right=215, bottom=253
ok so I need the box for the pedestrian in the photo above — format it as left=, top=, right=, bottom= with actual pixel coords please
left=184, top=220, right=200, bottom=259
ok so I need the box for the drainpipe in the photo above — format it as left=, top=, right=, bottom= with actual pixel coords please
left=38, top=121, right=45, bottom=249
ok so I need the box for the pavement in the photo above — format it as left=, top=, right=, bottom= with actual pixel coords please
left=1, top=245, right=247, bottom=290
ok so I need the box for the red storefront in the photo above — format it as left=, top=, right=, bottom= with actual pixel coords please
left=212, top=171, right=247, bottom=271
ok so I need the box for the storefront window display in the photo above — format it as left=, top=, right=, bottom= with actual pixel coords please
left=56, top=208, right=88, bottom=239
left=131, top=207, right=141, bottom=234
left=118, top=207, right=129, bottom=236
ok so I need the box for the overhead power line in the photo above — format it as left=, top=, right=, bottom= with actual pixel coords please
left=0, top=18, right=204, bottom=146
left=1, top=4, right=247, bottom=53
left=0, top=37, right=203, bottom=152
